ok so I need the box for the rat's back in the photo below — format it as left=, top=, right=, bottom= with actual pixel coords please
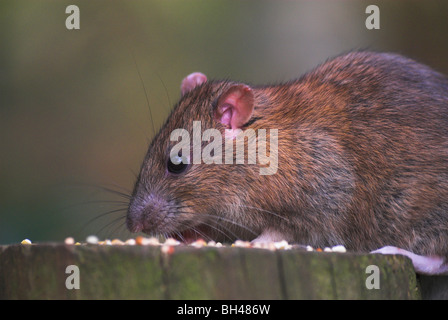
left=296, top=51, right=448, bottom=259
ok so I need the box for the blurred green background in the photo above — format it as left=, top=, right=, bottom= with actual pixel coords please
left=1, top=0, right=448, bottom=244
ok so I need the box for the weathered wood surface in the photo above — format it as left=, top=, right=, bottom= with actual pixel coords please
left=0, top=243, right=421, bottom=299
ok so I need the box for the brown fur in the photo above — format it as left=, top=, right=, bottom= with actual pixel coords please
left=127, top=51, right=448, bottom=258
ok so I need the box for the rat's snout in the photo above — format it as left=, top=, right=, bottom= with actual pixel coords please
left=126, top=193, right=170, bottom=234
left=126, top=207, right=145, bottom=233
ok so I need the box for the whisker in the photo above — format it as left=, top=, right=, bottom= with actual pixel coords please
left=235, top=204, right=289, bottom=222
left=62, top=182, right=132, bottom=200
left=96, top=215, right=127, bottom=238
left=77, top=207, right=127, bottom=235
left=172, top=230, right=186, bottom=242
left=194, top=220, right=234, bottom=242
left=173, top=194, right=287, bottom=223
left=131, top=53, right=156, bottom=137
left=173, top=204, right=258, bottom=237
left=108, top=218, right=128, bottom=239
left=174, top=209, right=257, bottom=241
left=76, top=200, right=129, bottom=207
left=201, top=213, right=258, bottom=237
left=188, top=226, right=213, bottom=242
left=56, top=198, right=128, bottom=219
left=155, top=71, right=172, bottom=110
left=161, top=232, right=170, bottom=242
left=93, top=185, right=132, bottom=200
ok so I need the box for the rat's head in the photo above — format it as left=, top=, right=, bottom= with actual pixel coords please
left=126, top=72, right=276, bottom=242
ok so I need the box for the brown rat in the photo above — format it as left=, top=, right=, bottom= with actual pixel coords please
left=126, top=51, right=448, bottom=274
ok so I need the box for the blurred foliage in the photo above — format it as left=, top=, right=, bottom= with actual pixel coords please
left=1, top=0, right=447, bottom=244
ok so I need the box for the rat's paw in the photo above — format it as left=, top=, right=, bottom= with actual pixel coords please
left=371, top=246, right=448, bottom=275
left=252, top=229, right=289, bottom=244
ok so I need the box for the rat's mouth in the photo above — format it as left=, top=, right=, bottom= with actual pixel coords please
left=171, top=218, right=255, bottom=244
left=173, top=224, right=214, bottom=244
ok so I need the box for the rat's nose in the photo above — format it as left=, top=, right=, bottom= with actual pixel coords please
left=127, top=205, right=154, bottom=233
left=126, top=196, right=149, bottom=233
left=126, top=213, right=143, bottom=233
left=126, top=193, right=168, bottom=234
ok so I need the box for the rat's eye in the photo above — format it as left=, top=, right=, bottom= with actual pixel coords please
left=167, top=155, right=189, bottom=174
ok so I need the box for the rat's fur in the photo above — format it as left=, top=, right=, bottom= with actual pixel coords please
left=127, top=51, right=448, bottom=264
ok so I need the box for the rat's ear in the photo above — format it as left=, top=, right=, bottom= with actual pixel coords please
left=181, top=72, right=207, bottom=96
left=215, top=84, right=254, bottom=130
